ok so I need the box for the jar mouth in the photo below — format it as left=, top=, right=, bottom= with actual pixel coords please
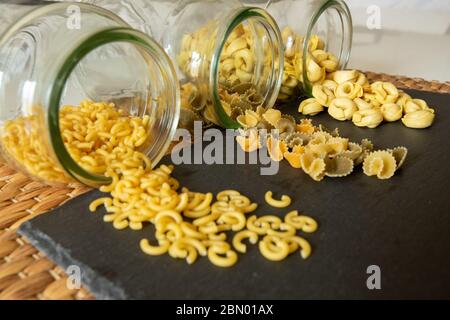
left=210, top=7, right=284, bottom=129
left=302, top=0, right=353, bottom=95
left=47, top=27, right=180, bottom=187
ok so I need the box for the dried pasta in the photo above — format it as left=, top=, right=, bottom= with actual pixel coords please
left=264, top=191, right=292, bottom=208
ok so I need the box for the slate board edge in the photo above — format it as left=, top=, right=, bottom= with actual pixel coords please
left=19, top=220, right=125, bottom=300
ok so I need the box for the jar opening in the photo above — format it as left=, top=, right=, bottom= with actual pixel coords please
left=303, top=0, right=353, bottom=94
left=211, top=7, right=283, bottom=128
left=48, top=27, right=179, bottom=187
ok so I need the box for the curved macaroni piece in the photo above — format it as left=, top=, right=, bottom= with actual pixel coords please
left=259, top=236, right=289, bottom=261
left=266, top=223, right=296, bottom=238
left=140, top=239, right=170, bottom=256
left=217, top=211, right=246, bottom=231
left=232, top=230, right=258, bottom=253
left=207, top=245, right=238, bottom=268
left=284, top=211, right=318, bottom=233
left=264, top=191, right=292, bottom=208
left=288, top=236, right=312, bottom=259
left=89, top=197, right=112, bottom=212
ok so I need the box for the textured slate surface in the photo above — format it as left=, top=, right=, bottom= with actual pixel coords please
left=19, top=89, right=450, bottom=299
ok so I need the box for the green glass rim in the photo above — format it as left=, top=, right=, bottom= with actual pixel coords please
left=302, top=0, right=353, bottom=96
left=47, top=27, right=177, bottom=187
left=210, top=7, right=284, bottom=129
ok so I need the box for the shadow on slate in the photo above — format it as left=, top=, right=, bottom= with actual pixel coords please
left=19, top=89, right=450, bottom=299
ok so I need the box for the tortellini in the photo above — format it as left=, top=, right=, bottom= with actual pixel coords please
left=328, top=98, right=357, bottom=121
left=401, top=109, right=435, bottom=129
left=283, top=33, right=437, bottom=129
left=352, top=108, right=384, bottom=128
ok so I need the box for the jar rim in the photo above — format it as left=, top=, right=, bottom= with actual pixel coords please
left=47, top=27, right=180, bottom=187
left=210, top=6, right=284, bottom=129
left=0, top=2, right=129, bottom=46
left=302, top=0, right=353, bottom=95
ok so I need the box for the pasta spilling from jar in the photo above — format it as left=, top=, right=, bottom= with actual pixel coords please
left=235, top=110, right=408, bottom=181
left=278, top=29, right=435, bottom=129
left=178, top=23, right=269, bottom=126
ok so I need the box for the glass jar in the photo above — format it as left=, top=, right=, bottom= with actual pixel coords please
left=60, top=0, right=285, bottom=129
left=243, top=0, right=353, bottom=98
left=0, top=2, right=180, bottom=187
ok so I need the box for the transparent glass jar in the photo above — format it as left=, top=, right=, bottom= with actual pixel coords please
left=243, top=0, right=353, bottom=98
left=161, top=0, right=284, bottom=129
left=0, top=2, right=180, bottom=187
left=62, top=0, right=285, bottom=129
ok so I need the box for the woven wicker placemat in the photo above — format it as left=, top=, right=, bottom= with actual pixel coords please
left=0, top=72, right=448, bottom=300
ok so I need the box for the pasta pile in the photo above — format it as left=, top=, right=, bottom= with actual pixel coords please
left=279, top=29, right=435, bottom=129
left=1, top=113, right=70, bottom=183
left=236, top=110, right=408, bottom=181
left=49, top=101, right=318, bottom=267
left=179, top=23, right=268, bottom=127
left=279, top=28, right=339, bottom=101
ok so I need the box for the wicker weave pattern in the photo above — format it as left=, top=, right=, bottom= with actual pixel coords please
left=0, top=73, right=448, bottom=300
left=0, top=165, right=92, bottom=300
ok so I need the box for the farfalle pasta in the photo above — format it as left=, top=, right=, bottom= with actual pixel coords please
left=362, top=150, right=397, bottom=180
left=236, top=114, right=407, bottom=182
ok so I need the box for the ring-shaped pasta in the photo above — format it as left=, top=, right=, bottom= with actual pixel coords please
left=174, top=192, right=189, bottom=212
left=208, top=232, right=227, bottom=241
left=264, top=191, right=292, bottom=208
left=180, top=237, right=207, bottom=256
left=232, top=230, right=258, bottom=253
left=285, top=210, right=318, bottom=233
left=89, top=197, right=112, bottom=212
left=217, top=211, right=246, bottom=231
left=216, top=190, right=241, bottom=202
left=193, top=212, right=221, bottom=226
left=266, top=223, right=296, bottom=238
left=183, top=206, right=211, bottom=219
left=288, top=236, right=312, bottom=259
left=207, top=246, right=238, bottom=268
left=186, top=193, right=204, bottom=210
left=192, top=192, right=213, bottom=211
left=256, top=215, right=282, bottom=229
left=246, top=215, right=269, bottom=235
left=259, top=236, right=289, bottom=261
left=154, top=210, right=183, bottom=225
left=180, top=222, right=207, bottom=240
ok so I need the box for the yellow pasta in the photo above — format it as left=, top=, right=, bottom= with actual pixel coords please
left=362, top=150, right=397, bottom=180
left=284, top=210, right=318, bottom=233
left=264, top=191, right=292, bottom=208
left=140, top=239, right=171, bottom=256
left=232, top=230, right=258, bottom=253
left=207, top=245, right=238, bottom=268
left=288, top=236, right=312, bottom=259
left=259, top=236, right=289, bottom=261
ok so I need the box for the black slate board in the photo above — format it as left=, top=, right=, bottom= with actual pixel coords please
left=19, top=89, right=450, bottom=299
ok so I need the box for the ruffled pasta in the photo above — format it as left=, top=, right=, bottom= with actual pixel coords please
left=362, top=150, right=397, bottom=180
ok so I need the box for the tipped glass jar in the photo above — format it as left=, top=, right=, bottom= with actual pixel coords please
left=243, top=0, right=353, bottom=98
left=0, top=3, right=180, bottom=187
left=60, top=0, right=285, bottom=129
